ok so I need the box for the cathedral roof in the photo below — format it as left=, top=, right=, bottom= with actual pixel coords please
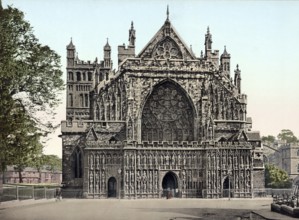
left=246, top=131, right=261, bottom=141
left=137, top=8, right=196, bottom=60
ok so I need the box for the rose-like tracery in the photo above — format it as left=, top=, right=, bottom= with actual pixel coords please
left=142, top=81, right=194, bottom=142
left=152, top=38, right=182, bottom=59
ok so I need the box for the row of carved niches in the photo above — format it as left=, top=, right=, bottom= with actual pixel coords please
left=142, top=81, right=194, bottom=142
left=122, top=169, right=203, bottom=194
left=207, top=150, right=252, bottom=170
left=89, top=153, right=122, bottom=170
left=88, top=169, right=107, bottom=194
left=124, top=151, right=204, bottom=169
left=128, top=169, right=159, bottom=194
left=206, top=169, right=251, bottom=192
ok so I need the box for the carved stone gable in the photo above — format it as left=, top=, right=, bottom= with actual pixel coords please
left=138, top=22, right=195, bottom=60
left=86, top=127, right=98, bottom=141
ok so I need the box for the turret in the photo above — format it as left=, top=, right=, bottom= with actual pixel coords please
left=205, top=27, right=212, bottom=58
left=129, top=21, right=136, bottom=47
left=118, top=22, right=136, bottom=64
left=163, top=5, right=171, bottom=36
left=234, top=64, right=241, bottom=94
left=220, top=46, right=231, bottom=77
left=67, top=38, right=76, bottom=67
left=103, top=38, right=112, bottom=69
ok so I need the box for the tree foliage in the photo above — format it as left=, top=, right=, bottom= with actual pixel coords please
left=40, top=154, right=62, bottom=172
left=277, top=129, right=298, bottom=144
left=265, top=164, right=292, bottom=188
left=262, top=135, right=276, bottom=143
left=0, top=4, right=64, bottom=174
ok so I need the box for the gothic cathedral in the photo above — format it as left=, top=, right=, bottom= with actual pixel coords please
left=61, top=10, right=264, bottom=199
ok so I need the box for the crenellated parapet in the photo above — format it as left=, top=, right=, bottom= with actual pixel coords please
left=120, top=58, right=217, bottom=73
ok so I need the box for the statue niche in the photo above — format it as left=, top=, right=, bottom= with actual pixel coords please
left=141, top=81, right=194, bottom=142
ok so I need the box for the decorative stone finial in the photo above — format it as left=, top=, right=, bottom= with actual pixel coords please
left=166, top=5, right=169, bottom=21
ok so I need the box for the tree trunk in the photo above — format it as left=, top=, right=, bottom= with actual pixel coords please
left=18, top=170, right=23, bottom=183
left=38, top=169, right=41, bottom=183
left=0, top=171, right=3, bottom=202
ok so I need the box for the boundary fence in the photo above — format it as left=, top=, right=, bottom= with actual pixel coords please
left=1, top=184, right=59, bottom=202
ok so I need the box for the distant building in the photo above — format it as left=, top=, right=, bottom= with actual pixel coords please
left=61, top=9, right=264, bottom=199
left=266, top=141, right=299, bottom=183
left=4, top=166, right=62, bottom=184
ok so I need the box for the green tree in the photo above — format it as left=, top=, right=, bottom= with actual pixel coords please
left=0, top=4, right=64, bottom=179
left=265, top=164, right=292, bottom=188
left=262, top=135, right=276, bottom=143
left=30, top=154, right=61, bottom=183
left=277, top=129, right=298, bottom=144
left=10, top=105, right=43, bottom=183
left=42, top=155, right=62, bottom=172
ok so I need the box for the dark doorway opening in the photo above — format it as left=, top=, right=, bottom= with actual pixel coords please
left=108, top=177, right=117, bottom=198
left=162, top=172, right=178, bottom=198
left=223, top=176, right=233, bottom=198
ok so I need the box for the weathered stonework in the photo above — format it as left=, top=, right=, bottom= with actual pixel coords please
left=61, top=12, right=264, bottom=198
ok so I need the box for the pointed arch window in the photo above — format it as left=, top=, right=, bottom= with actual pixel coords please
left=72, top=147, right=83, bottom=178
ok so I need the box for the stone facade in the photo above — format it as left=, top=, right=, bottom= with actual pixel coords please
left=267, top=142, right=299, bottom=181
left=61, top=11, right=264, bottom=198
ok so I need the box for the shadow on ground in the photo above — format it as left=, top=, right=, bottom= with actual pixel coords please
left=135, top=208, right=252, bottom=220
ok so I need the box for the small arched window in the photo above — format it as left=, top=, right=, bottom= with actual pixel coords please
left=82, top=72, right=86, bottom=81
left=72, top=147, right=82, bottom=178
left=88, top=72, right=92, bottom=81
left=68, top=72, right=74, bottom=81
left=85, top=94, right=89, bottom=107
left=77, top=72, right=81, bottom=81
left=68, top=93, right=73, bottom=107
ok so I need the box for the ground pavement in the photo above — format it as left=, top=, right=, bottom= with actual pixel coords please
left=0, top=198, right=295, bottom=220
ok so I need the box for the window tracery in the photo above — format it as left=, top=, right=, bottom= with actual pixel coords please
left=142, top=81, right=194, bottom=142
left=152, top=38, right=182, bottom=59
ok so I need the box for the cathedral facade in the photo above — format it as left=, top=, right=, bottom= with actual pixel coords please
left=61, top=11, right=264, bottom=199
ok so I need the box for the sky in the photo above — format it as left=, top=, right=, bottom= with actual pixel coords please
left=2, top=0, right=299, bottom=158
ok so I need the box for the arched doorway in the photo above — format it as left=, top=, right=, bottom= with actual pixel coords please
left=223, top=176, right=233, bottom=198
left=108, top=177, right=117, bottom=198
left=162, top=172, right=178, bottom=198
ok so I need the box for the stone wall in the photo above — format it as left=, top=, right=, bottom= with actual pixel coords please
left=253, top=169, right=265, bottom=189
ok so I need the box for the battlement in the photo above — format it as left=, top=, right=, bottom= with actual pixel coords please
left=238, top=94, right=247, bottom=104
left=118, top=44, right=135, bottom=64
left=122, top=140, right=252, bottom=149
left=61, top=120, right=125, bottom=133
left=120, top=58, right=218, bottom=73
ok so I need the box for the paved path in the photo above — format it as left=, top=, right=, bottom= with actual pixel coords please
left=0, top=198, right=293, bottom=220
